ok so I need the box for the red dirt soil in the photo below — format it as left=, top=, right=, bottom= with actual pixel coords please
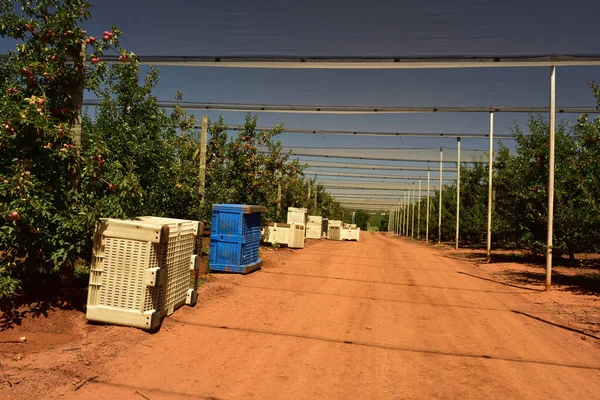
left=1, top=232, right=600, bottom=399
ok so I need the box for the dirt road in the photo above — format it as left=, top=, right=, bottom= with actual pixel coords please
left=65, top=232, right=600, bottom=399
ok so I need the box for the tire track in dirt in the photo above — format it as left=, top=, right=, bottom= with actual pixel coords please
left=63, top=232, right=600, bottom=400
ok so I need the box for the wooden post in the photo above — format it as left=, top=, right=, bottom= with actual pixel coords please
left=546, top=66, right=556, bottom=291
left=69, top=41, right=86, bottom=149
left=67, top=41, right=87, bottom=192
left=277, top=171, right=282, bottom=217
left=198, top=116, right=208, bottom=209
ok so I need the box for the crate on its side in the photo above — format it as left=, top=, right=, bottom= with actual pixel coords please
left=262, top=222, right=290, bottom=246
left=137, top=216, right=203, bottom=310
left=86, top=219, right=171, bottom=330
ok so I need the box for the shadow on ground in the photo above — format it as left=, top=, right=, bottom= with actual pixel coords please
left=450, top=249, right=600, bottom=269
left=0, top=287, right=87, bottom=332
left=501, top=270, right=600, bottom=296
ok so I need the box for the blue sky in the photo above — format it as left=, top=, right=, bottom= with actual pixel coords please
left=2, top=0, right=600, bottom=186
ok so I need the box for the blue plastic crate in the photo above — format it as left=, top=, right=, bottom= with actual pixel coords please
left=209, top=204, right=267, bottom=274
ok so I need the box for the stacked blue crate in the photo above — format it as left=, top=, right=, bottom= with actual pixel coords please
left=209, top=204, right=267, bottom=274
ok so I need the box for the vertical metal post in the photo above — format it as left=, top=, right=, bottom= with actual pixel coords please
left=426, top=169, right=430, bottom=245
left=401, top=196, right=405, bottom=235
left=405, top=191, right=410, bottom=236
left=400, top=197, right=404, bottom=236
left=315, top=189, right=318, bottom=213
left=456, top=137, right=461, bottom=250
left=198, top=116, right=209, bottom=210
left=439, top=147, right=443, bottom=244
left=399, top=200, right=402, bottom=235
left=546, top=66, right=556, bottom=291
left=411, top=182, right=415, bottom=238
left=396, top=200, right=400, bottom=235
left=486, top=112, right=494, bottom=263
left=418, top=179, right=422, bottom=238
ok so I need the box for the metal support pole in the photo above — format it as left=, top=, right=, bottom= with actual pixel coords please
left=546, top=66, right=556, bottom=291
left=400, top=197, right=403, bottom=236
left=411, top=182, right=415, bottom=238
left=439, top=147, right=443, bottom=244
left=402, top=195, right=406, bottom=235
left=456, top=137, right=461, bottom=249
left=397, top=204, right=400, bottom=234
left=426, top=169, right=430, bottom=245
left=418, top=179, right=422, bottom=239
left=486, top=112, right=494, bottom=263
left=396, top=198, right=403, bottom=235
left=405, top=191, right=410, bottom=236
left=399, top=200, right=402, bottom=235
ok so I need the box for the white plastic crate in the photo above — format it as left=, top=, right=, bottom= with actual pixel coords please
left=328, top=220, right=343, bottom=241
left=137, top=216, right=202, bottom=312
left=306, top=215, right=323, bottom=239
left=328, top=226, right=341, bottom=241
left=262, top=222, right=290, bottom=246
left=288, top=223, right=305, bottom=248
left=341, top=226, right=360, bottom=241
left=350, top=227, right=361, bottom=241
left=86, top=218, right=199, bottom=330
left=287, top=207, right=307, bottom=225
left=341, top=227, right=352, bottom=241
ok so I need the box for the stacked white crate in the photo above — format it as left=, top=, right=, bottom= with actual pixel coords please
left=306, top=215, right=323, bottom=239
left=288, top=223, right=306, bottom=248
left=287, top=207, right=308, bottom=243
left=262, top=222, right=291, bottom=246
left=287, top=207, right=307, bottom=225
left=328, top=220, right=343, bottom=241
